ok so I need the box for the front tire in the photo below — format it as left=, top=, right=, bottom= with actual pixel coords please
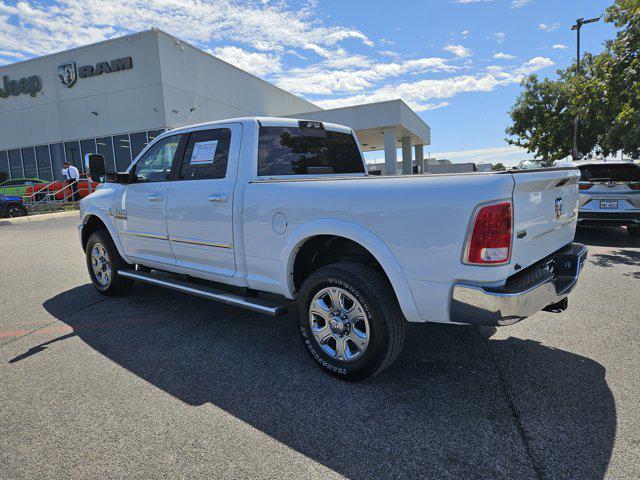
left=7, top=205, right=26, bottom=218
left=627, top=225, right=640, bottom=237
left=86, top=230, right=133, bottom=295
left=298, top=262, right=406, bottom=381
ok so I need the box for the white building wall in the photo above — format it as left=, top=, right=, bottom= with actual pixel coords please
left=0, top=30, right=166, bottom=150
left=155, top=32, right=318, bottom=129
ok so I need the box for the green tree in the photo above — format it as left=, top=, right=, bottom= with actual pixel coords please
left=491, top=163, right=506, bottom=171
left=505, top=75, right=574, bottom=163
left=506, top=0, right=640, bottom=160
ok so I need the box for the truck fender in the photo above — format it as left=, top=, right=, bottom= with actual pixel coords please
left=81, top=207, right=131, bottom=265
left=281, top=219, right=422, bottom=323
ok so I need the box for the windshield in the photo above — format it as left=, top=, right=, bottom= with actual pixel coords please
left=258, top=126, right=365, bottom=176
left=578, top=163, right=640, bottom=182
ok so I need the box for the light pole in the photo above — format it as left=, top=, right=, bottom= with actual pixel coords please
left=571, top=16, right=600, bottom=161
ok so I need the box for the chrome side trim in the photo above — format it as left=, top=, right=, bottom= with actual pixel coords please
left=118, top=230, right=168, bottom=241
left=118, top=270, right=286, bottom=317
left=169, top=237, right=233, bottom=249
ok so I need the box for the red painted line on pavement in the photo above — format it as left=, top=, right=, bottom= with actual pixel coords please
left=0, top=317, right=164, bottom=339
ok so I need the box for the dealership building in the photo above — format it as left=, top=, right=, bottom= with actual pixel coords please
left=0, top=29, right=430, bottom=181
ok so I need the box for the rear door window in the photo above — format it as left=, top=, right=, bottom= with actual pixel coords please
left=179, top=128, right=231, bottom=180
left=578, top=164, right=640, bottom=182
left=258, top=126, right=364, bottom=176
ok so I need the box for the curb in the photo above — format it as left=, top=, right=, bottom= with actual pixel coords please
left=0, top=209, right=79, bottom=225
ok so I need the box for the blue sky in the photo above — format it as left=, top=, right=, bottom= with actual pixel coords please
left=0, top=0, right=616, bottom=165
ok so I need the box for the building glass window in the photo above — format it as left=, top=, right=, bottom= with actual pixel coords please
left=113, top=134, right=132, bottom=171
left=8, top=150, right=23, bottom=178
left=80, top=139, right=97, bottom=169
left=64, top=141, right=82, bottom=171
left=147, top=129, right=165, bottom=143
left=35, top=145, right=53, bottom=181
left=0, top=151, right=9, bottom=179
left=21, top=147, right=38, bottom=178
left=130, top=131, right=148, bottom=161
left=50, top=143, right=65, bottom=181
left=96, top=137, right=116, bottom=172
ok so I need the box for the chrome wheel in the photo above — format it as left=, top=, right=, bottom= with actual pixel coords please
left=308, top=286, right=370, bottom=362
left=91, top=242, right=112, bottom=288
left=8, top=206, right=23, bottom=217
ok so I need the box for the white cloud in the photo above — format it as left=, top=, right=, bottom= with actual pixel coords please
left=0, top=0, right=373, bottom=60
left=552, top=44, right=568, bottom=50
left=444, top=44, right=472, bottom=58
left=276, top=55, right=458, bottom=96
left=511, top=0, right=532, bottom=8
left=494, top=32, right=506, bottom=43
left=493, top=52, right=516, bottom=60
left=538, top=22, right=561, bottom=32
left=313, top=56, right=554, bottom=111
left=212, top=46, right=282, bottom=76
left=461, top=30, right=470, bottom=38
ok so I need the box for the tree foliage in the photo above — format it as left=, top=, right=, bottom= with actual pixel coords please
left=506, top=0, right=640, bottom=160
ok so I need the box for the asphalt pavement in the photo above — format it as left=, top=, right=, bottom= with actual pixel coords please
left=0, top=216, right=638, bottom=479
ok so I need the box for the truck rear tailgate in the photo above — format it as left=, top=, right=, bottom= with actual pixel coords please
left=509, top=168, right=580, bottom=269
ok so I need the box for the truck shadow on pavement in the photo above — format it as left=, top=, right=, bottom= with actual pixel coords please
left=36, top=284, right=616, bottom=480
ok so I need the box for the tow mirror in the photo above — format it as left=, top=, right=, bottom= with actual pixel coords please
left=85, top=154, right=106, bottom=183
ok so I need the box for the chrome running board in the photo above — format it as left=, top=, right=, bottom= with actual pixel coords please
left=118, top=270, right=287, bottom=317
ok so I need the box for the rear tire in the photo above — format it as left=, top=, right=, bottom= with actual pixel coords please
left=86, top=230, right=134, bottom=296
left=297, top=261, right=406, bottom=381
left=628, top=225, right=640, bottom=237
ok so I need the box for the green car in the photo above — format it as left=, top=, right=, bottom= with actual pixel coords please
left=0, top=178, right=49, bottom=197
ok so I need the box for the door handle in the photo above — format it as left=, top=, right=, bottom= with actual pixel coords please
left=147, top=194, right=162, bottom=202
left=208, top=194, right=228, bottom=203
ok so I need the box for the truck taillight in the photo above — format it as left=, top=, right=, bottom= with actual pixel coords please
left=628, top=183, right=640, bottom=190
left=464, top=201, right=512, bottom=265
left=579, top=182, right=593, bottom=190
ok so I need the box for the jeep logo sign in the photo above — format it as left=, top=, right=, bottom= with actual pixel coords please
left=58, top=57, right=133, bottom=88
left=0, top=75, right=42, bottom=99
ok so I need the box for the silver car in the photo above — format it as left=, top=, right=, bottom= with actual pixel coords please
left=557, top=160, right=640, bottom=237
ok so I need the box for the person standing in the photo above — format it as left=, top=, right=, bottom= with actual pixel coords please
left=62, top=162, right=80, bottom=202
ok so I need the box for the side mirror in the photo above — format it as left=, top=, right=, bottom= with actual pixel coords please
left=85, top=154, right=106, bottom=183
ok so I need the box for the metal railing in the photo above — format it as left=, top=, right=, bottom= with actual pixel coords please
left=22, top=179, right=95, bottom=214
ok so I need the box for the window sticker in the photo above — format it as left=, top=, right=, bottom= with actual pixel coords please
left=190, top=140, right=218, bottom=165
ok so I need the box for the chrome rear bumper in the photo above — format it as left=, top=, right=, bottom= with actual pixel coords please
left=450, top=243, right=588, bottom=326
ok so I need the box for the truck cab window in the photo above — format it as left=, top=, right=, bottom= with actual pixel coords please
left=133, top=134, right=181, bottom=182
left=180, top=128, right=231, bottom=180
left=258, top=126, right=365, bottom=176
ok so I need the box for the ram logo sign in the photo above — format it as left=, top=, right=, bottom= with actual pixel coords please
left=58, top=57, right=133, bottom=88
left=58, top=62, right=78, bottom=88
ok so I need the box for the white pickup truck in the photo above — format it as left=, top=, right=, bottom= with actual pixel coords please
left=79, top=117, right=587, bottom=380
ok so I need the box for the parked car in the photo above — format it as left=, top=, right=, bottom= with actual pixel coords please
left=0, top=194, right=28, bottom=218
left=79, top=117, right=587, bottom=380
left=26, top=177, right=100, bottom=201
left=515, top=159, right=547, bottom=170
left=0, top=178, right=48, bottom=197
left=556, top=160, right=640, bottom=237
